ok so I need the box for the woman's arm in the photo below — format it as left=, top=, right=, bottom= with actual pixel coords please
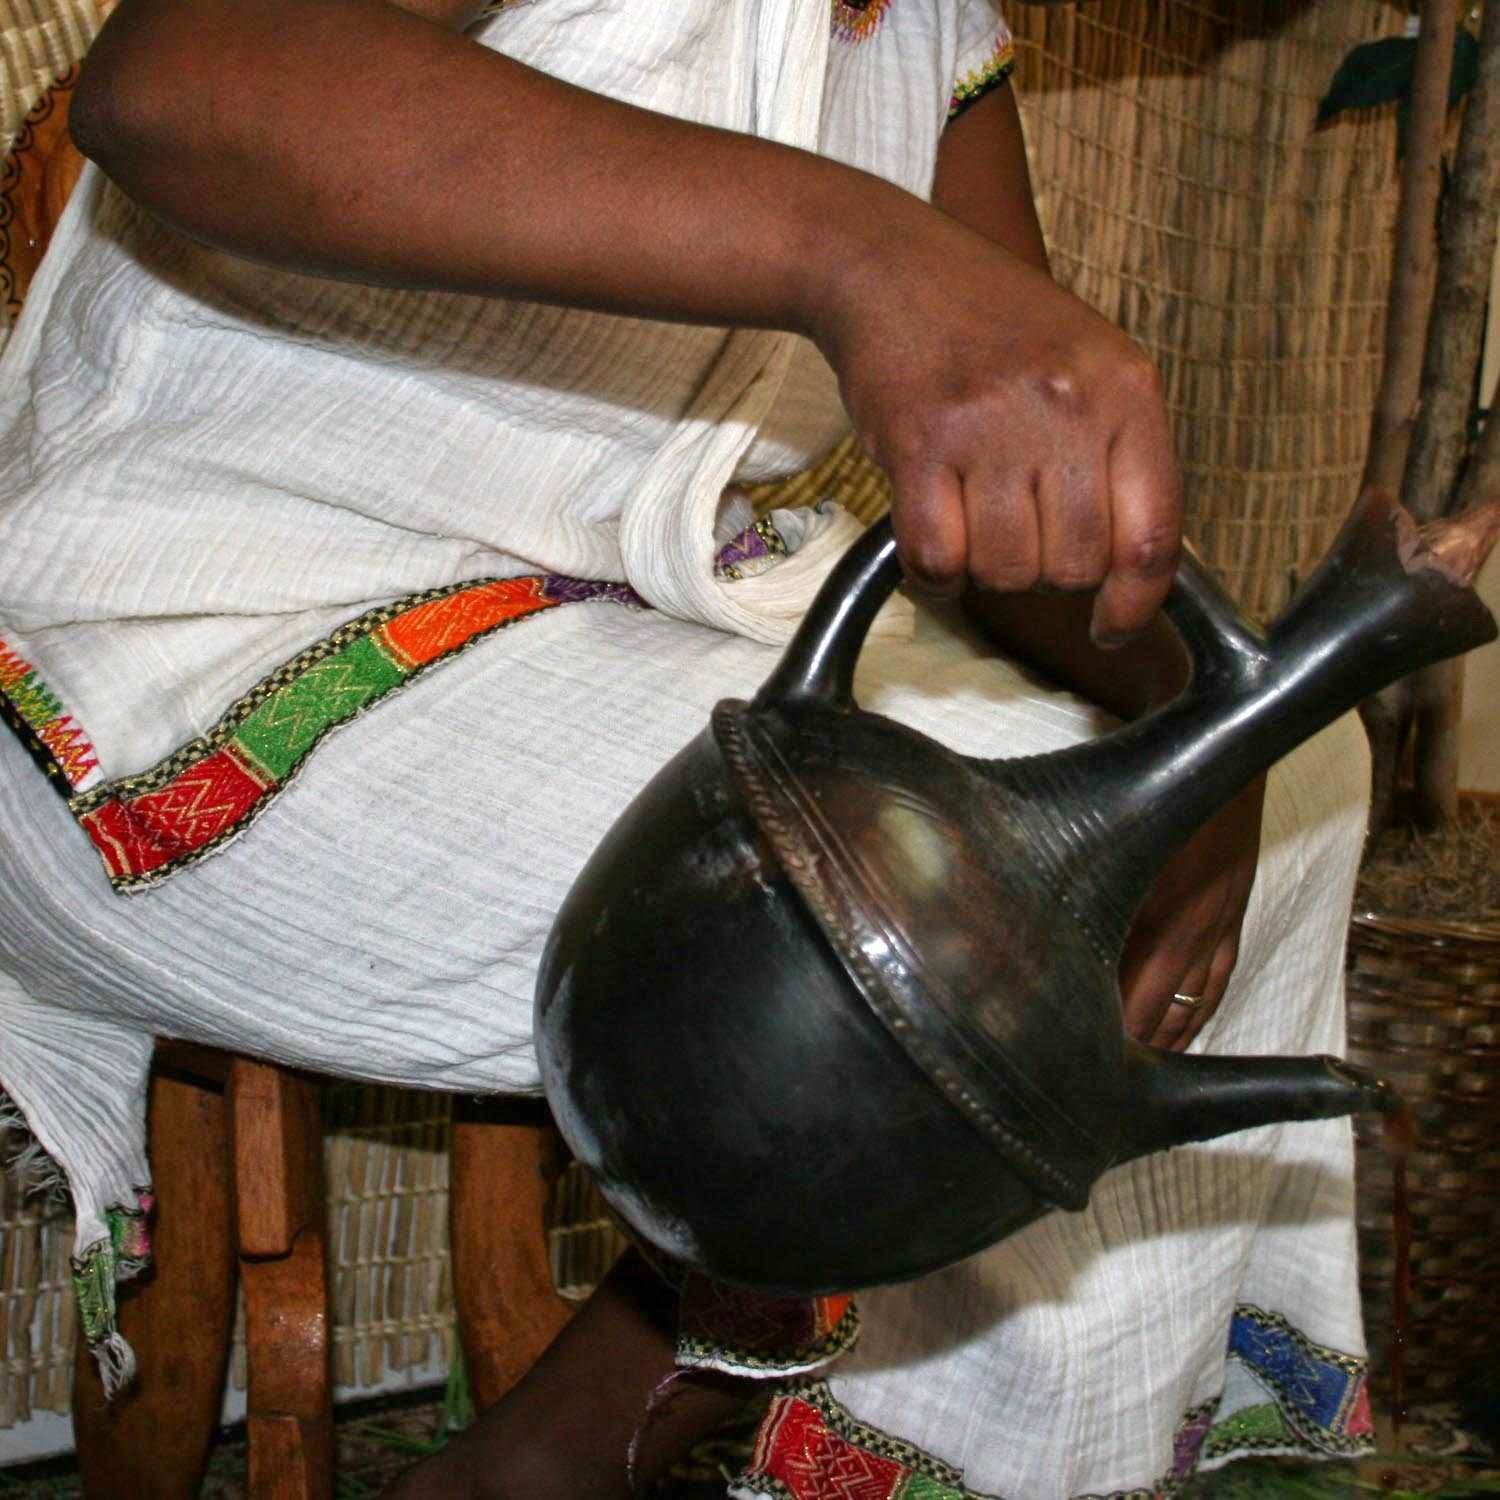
left=71, top=0, right=1180, bottom=640
left=70, top=0, right=861, bottom=322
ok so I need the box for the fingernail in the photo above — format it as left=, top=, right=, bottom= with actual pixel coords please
left=904, top=570, right=963, bottom=601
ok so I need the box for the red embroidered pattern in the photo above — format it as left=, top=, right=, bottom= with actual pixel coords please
left=79, top=747, right=270, bottom=884
left=735, top=1307, right=1375, bottom=1499
left=740, top=1383, right=974, bottom=1499
left=760, top=1399, right=909, bottom=1498
left=0, top=519, right=791, bottom=892
left=0, top=575, right=624, bottom=890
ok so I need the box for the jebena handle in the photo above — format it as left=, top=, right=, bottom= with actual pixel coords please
left=750, top=515, right=1264, bottom=716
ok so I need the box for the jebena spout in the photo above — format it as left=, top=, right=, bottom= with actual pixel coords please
left=1119, top=1044, right=1398, bottom=1164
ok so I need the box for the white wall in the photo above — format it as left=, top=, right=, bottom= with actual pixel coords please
left=1458, top=238, right=1500, bottom=794
left=1459, top=529, right=1500, bottom=794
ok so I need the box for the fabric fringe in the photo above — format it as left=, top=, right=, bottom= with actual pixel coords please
left=0, top=1088, right=67, bottom=1203
left=91, top=1329, right=136, bottom=1399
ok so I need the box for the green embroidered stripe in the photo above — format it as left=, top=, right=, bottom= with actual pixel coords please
left=899, top=1475, right=969, bottom=1500
left=233, top=633, right=406, bottom=780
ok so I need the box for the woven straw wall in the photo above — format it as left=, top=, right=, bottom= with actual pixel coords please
left=0, top=0, right=92, bottom=147
left=0, top=0, right=1410, bottom=1431
left=316, top=1087, right=456, bottom=1392
left=0, top=0, right=95, bottom=347
left=0, top=1169, right=72, bottom=1427
left=2, top=1084, right=623, bottom=1425
left=1010, top=0, right=1405, bottom=620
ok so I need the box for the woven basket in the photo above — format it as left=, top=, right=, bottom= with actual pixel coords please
left=1346, top=910, right=1500, bottom=1404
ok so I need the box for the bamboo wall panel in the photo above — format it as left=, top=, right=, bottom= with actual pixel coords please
left=1013, top=0, right=1404, bottom=617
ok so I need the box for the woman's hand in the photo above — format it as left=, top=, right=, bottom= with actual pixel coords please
left=1119, top=774, right=1266, bottom=1051
left=923, top=87, right=1246, bottom=1050
left=812, top=223, right=1182, bottom=647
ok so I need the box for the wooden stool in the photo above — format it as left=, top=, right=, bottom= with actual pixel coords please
left=71, top=1046, right=332, bottom=1498
left=70, top=1048, right=573, bottom=1497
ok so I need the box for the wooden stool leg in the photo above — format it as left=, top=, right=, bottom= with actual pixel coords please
left=229, top=1061, right=333, bottom=1500
left=72, top=1069, right=236, bottom=1499
left=450, top=1100, right=573, bottom=1410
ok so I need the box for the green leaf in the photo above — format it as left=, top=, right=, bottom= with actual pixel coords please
left=1451, top=25, right=1480, bottom=106
left=1318, top=36, right=1417, bottom=123
left=1319, top=25, right=1479, bottom=134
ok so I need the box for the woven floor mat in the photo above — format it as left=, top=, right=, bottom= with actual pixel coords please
left=0, top=1394, right=1494, bottom=1498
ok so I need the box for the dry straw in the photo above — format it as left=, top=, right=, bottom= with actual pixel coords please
left=0, top=0, right=1412, bottom=1430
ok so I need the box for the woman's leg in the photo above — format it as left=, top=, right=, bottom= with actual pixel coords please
left=387, top=1249, right=756, bottom=1499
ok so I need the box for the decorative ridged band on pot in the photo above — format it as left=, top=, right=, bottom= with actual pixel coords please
left=1346, top=909, right=1500, bottom=1403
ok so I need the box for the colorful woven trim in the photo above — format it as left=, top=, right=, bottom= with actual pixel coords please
left=75, top=576, right=620, bottom=889
left=1073, top=1402, right=1220, bottom=1500
left=0, top=520, right=797, bottom=892
left=1209, top=1304, right=1373, bottom=1458
left=0, top=575, right=638, bottom=891
left=677, top=1273, right=859, bottom=1376
left=831, top=0, right=893, bottom=44
left=949, top=37, right=1016, bottom=121
left=715, top=515, right=791, bottom=582
left=0, top=639, right=102, bottom=795
left=72, top=1187, right=155, bottom=1345
left=737, top=1379, right=982, bottom=1499
left=733, top=1304, right=1372, bottom=1500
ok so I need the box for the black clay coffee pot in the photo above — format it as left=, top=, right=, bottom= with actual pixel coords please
left=535, top=489, right=1500, bottom=1294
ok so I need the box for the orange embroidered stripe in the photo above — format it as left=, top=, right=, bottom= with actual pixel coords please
left=2, top=518, right=784, bottom=892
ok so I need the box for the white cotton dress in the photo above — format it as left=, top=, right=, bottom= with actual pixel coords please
left=0, top=1, right=1377, bottom=1494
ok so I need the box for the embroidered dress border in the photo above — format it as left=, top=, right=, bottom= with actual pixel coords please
left=1212, top=1304, right=1373, bottom=1458
left=71, top=1186, right=154, bottom=1396
left=949, top=38, right=1016, bottom=121
left=79, top=574, right=639, bottom=890
left=0, top=575, right=644, bottom=891
left=0, top=518, right=793, bottom=893
left=677, top=1277, right=860, bottom=1376
left=731, top=1304, right=1372, bottom=1500
left=0, top=638, right=103, bottom=795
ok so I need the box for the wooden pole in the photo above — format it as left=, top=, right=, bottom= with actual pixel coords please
left=1361, top=0, right=1464, bottom=833
left=1408, top=0, right=1500, bottom=826
left=1363, top=0, right=1464, bottom=494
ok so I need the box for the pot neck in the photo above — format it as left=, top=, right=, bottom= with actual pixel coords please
left=988, top=493, right=1498, bottom=959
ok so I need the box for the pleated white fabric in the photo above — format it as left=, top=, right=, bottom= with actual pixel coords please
left=0, top=594, right=1371, bottom=1492
left=0, top=0, right=1005, bottom=775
